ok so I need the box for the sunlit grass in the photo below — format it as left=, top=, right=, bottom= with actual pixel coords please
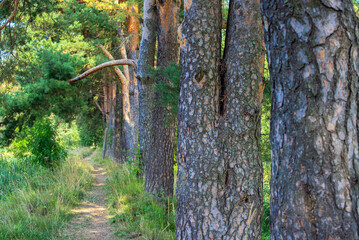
left=0, top=148, right=94, bottom=239
left=94, top=150, right=176, bottom=239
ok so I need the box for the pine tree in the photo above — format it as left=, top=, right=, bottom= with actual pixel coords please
left=261, top=0, right=359, bottom=238
left=176, top=0, right=265, bottom=238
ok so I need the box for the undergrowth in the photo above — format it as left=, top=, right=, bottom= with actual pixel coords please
left=94, top=150, right=176, bottom=239
left=96, top=148, right=271, bottom=239
left=262, top=161, right=271, bottom=240
left=0, top=147, right=94, bottom=239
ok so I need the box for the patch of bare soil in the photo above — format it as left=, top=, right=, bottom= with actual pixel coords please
left=61, top=154, right=115, bottom=240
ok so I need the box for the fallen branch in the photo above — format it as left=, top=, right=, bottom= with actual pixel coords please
left=0, top=0, right=20, bottom=31
left=68, top=59, right=136, bottom=84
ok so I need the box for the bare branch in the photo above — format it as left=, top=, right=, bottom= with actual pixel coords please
left=0, top=0, right=8, bottom=8
left=120, top=45, right=131, bottom=82
left=0, top=0, right=20, bottom=32
left=98, top=44, right=128, bottom=86
left=94, top=98, right=104, bottom=113
left=68, top=59, right=137, bottom=84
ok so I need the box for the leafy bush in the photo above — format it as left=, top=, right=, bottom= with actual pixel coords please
left=12, top=118, right=67, bottom=168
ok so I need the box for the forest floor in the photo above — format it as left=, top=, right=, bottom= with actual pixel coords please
left=61, top=151, right=115, bottom=240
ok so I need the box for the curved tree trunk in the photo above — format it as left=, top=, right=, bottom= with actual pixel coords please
left=176, top=0, right=265, bottom=238
left=137, top=0, right=158, bottom=171
left=144, top=0, right=180, bottom=197
left=261, top=0, right=359, bottom=238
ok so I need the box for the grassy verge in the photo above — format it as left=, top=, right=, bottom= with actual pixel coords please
left=94, top=150, right=176, bottom=239
left=0, top=147, right=94, bottom=239
left=262, top=161, right=271, bottom=240
left=97, top=149, right=271, bottom=239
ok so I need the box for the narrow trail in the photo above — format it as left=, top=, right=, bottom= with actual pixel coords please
left=61, top=151, right=115, bottom=240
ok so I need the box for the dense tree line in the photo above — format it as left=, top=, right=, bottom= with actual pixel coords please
left=1, top=0, right=358, bottom=239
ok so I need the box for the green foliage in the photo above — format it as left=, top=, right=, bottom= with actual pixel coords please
left=0, top=148, right=93, bottom=239
left=261, top=58, right=271, bottom=162
left=11, top=118, right=67, bottom=168
left=261, top=161, right=271, bottom=240
left=0, top=0, right=113, bottom=146
left=354, top=0, right=359, bottom=15
left=95, top=151, right=176, bottom=239
left=55, top=119, right=82, bottom=149
left=152, top=62, right=181, bottom=125
left=76, top=106, right=103, bottom=147
left=0, top=49, right=88, bottom=145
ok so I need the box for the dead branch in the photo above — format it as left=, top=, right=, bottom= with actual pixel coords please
left=68, top=59, right=136, bottom=84
left=98, top=44, right=128, bottom=85
left=0, top=0, right=20, bottom=31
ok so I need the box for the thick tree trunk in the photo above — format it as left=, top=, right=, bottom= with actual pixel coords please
left=176, top=0, right=265, bottom=238
left=220, top=0, right=265, bottom=238
left=261, top=0, right=359, bottom=239
left=137, top=0, right=158, bottom=171
left=144, top=0, right=180, bottom=197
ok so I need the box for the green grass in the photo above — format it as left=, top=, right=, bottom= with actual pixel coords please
left=94, top=150, right=176, bottom=239
left=0, top=147, right=94, bottom=239
left=97, top=149, right=271, bottom=239
left=262, top=161, right=271, bottom=240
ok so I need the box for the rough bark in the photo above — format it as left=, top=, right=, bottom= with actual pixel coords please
left=261, top=0, right=359, bottom=239
left=137, top=0, right=158, bottom=171
left=221, top=0, right=265, bottom=238
left=144, top=0, right=180, bottom=197
left=176, top=0, right=265, bottom=238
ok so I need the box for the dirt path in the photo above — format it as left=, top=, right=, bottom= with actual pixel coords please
left=61, top=152, right=115, bottom=240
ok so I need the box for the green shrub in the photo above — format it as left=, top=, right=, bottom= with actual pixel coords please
left=12, top=118, right=67, bottom=168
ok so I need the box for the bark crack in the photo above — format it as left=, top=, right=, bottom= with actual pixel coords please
left=219, top=58, right=227, bottom=116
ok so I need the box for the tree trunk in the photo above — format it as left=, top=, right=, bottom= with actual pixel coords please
left=102, top=78, right=122, bottom=161
left=120, top=46, right=137, bottom=160
left=144, top=0, right=180, bottom=197
left=137, top=0, right=158, bottom=171
left=127, top=4, right=140, bottom=159
left=176, top=0, right=265, bottom=238
left=221, top=0, right=265, bottom=238
left=261, top=0, right=359, bottom=238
